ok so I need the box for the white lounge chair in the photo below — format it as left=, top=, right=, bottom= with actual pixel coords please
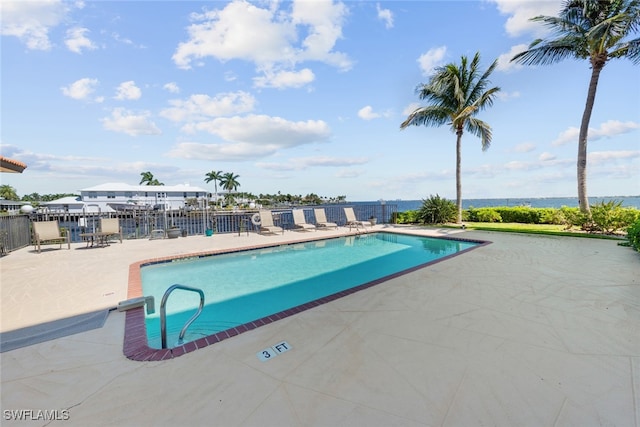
left=258, top=210, right=284, bottom=235
left=313, top=208, right=337, bottom=229
left=292, top=209, right=315, bottom=231
left=344, top=207, right=371, bottom=231
left=32, top=220, right=70, bottom=253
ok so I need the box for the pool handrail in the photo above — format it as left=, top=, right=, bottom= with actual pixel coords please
left=160, top=284, right=205, bottom=349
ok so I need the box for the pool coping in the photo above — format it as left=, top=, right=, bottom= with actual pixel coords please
left=123, top=230, right=491, bottom=361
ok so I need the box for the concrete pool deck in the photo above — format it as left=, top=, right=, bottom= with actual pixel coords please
left=1, top=225, right=639, bottom=426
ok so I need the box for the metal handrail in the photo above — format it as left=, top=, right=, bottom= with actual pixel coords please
left=160, top=284, right=205, bottom=349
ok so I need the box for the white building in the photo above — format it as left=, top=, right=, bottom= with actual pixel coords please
left=41, top=183, right=210, bottom=214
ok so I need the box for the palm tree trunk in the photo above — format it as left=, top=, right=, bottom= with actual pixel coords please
left=455, top=129, right=463, bottom=224
left=577, top=60, right=604, bottom=215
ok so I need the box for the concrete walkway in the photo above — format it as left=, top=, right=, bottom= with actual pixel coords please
left=1, top=226, right=639, bottom=426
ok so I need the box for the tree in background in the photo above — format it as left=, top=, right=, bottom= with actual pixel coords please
left=204, top=170, right=223, bottom=205
left=0, top=185, right=19, bottom=201
left=401, top=52, right=500, bottom=223
left=219, top=172, right=240, bottom=205
left=139, top=171, right=164, bottom=186
left=511, top=0, right=640, bottom=215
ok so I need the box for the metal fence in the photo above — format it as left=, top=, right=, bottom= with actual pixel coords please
left=0, top=214, right=32, bottom=254
left=0, top=203, right=396, bottom=254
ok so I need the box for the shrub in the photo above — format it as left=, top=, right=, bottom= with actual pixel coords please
left=559, top=206, right=590, bottom=230
left=476, top=208, right=502, bottom=223
left=590, top=201, right=638, bottom=234
left=625, top=218, right=640, bottom=251
left=393, top=210, right=420, bottom=224
left=417, top=194, right=457, bottom=224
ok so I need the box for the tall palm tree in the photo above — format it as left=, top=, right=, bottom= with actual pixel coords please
left=401, top=52, right=500, bottom=223
left=511, top=0, right=640, bottom=215
left=219, top=172, right=240, bottom=204
left=139, top=171, right=163, bottom=186
left=204, top=170, right=223, bottom=202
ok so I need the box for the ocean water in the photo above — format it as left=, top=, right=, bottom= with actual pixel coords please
left=358, top=196, right=640, bottom=212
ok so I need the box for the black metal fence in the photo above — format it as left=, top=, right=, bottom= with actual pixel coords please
left=0, top=203, right=397, bottom=254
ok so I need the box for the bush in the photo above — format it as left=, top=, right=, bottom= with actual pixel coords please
left=393, top=210, right=420, bottom=224
left=625, top=218, right=640, bottom=251
left=559, top=206, right=590, bottom=230
left=476, top=208, right=502, bottom=223
left=417, top=194, right=457, bottom=224
left=590, top=201, right=638, bottom=234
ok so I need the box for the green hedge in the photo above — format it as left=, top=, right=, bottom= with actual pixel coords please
left=398, top=203, right=640, bottom=234
left=626, top=218, right=640, bottom=251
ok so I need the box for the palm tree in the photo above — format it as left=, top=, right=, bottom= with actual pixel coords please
left=219, top=172, right=240, bottom=204
left=204, top=170, right=223, bottom=204
left=511, top=0, right=640, bottom=215
left=0, top=184, right=19, bottom=201
left=401, top=52, right=500, bottom=223
left=139, top=171, right=163, bottom=186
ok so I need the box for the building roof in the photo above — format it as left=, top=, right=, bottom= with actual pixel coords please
left=80, top=182, right=208, bottom=193
left=0, top=156, right=27, bottom=173
left=41, top=196, right=84, bottom=205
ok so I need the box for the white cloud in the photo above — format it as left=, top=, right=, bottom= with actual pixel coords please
left=490, top=0, right=562, bottom=38
left=496, top=90, right=521, bottom=101
left=417, top=46, right=447, bottom=76
left=253, top=68, right=315, bottom=89
left=290, top=0, right=351, bottom=69
left=168, top=114, right=331, bottom=161
left=539, top=152, right=556, bottom=161
left=258, top=156, right=368, bottom=170
left=163, top=82, right=180, bottom=94
left=189, top=114, right=331, bottom=147
left=101, top=108, right=161, bottom=136
left=513, top=143, right=535, bottom=153
left=589, top=150, right=640, bottom=165
left=61, top=77, right=101, bottom=101
left=553, top=120, right=640, bottom=146
left=358, top=106, right=380, bottom=121
left=168, top=141, right=275, bottom=161
left=402, top=102, right=421, bottom=116
left=496, top=44, right=528, bottom=72
left=0, top=0, right=70, bottom=50
left=114, top=81, right=142, bottom=100
left=160, top=91, right=256, bottom=123
left=376, top=3, right=393, bottom=29
left=65, top=27, right=97, bottom=53
left=172, top=0, right=351, bottom=87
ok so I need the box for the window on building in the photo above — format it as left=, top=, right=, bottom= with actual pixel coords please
left=88, top=192, right=97, bottom=199
left=107, top=192, right=116, bottom=199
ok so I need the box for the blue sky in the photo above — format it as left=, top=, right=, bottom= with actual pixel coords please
left=1, top=0, right=638, bottom=201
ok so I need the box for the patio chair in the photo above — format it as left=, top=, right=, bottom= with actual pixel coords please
left=258, top=210, right=284, bottom=235
left=99, top=218, right=123, bottom=244
left=313, top=208, right=337, bottom=229
left=32, top=220, right=70, bottom=253
left=292, top=209, right=315, bottom=231
left=344, top=207, right=371, bottom=231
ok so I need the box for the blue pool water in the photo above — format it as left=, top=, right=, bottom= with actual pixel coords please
left=141, top=233, right=480, bottom=348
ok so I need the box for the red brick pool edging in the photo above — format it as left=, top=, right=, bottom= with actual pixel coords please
left=123, top=232, right=490, bottom=361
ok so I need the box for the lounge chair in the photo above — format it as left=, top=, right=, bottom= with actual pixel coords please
left=292, top=209, right=316, bottom=231
left=258, top=210, right=284, bottom=235
left=32, top=220, right=70, bottom=253
left=313, top=208, right=337, bottom=229
left=99, top=218, right=123, bottom=244
left=344, top=207, right=371, bottom=231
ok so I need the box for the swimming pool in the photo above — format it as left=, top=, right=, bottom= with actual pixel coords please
left=134, top=232, right=484, bottom=355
